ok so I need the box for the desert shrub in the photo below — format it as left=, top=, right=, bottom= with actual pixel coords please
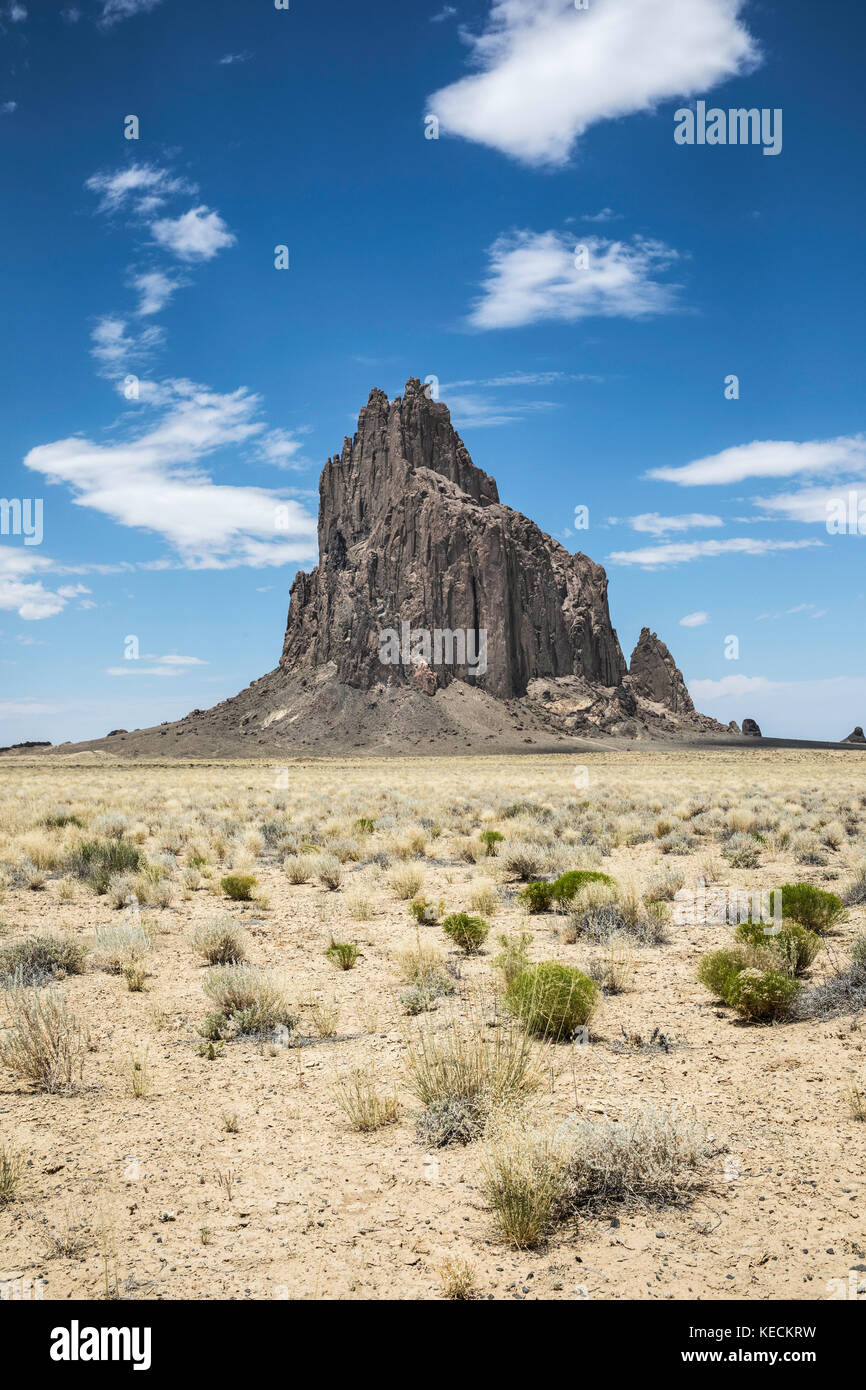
left=696, top=948, right=749, bottom=999
left=345, top=890, right=374, bottom=920
left=334, top=1070, right=399, bottom=1131
left=67, top=839, right=143, bottom=895
left=94, top=922, right=152, bottom=974
left=220, top=874, right=257, bottom=902
left=479, top=829, right=505, bottom=856
left=442, top=913, right=489, bottom=955
left=317, top=855, right=344, bottom=890
left=769, top=883, right=845, bottom=934
left=353, top=817, right=376, bottom=835
left=842, top=865, right=866, bottom=907
left=505, top=962, right=598, bottom=1040
left=734, top=920, right=822, bottom=976
left=192, top=917, right=248, bottom=965
left=43, top=812, right=85, bottom=830
left=482, top=1130, right=568, bottom=1248
left=405, top=1014, right=540, bottom=1147
left=0, top=1143, right=26, bottom=1205
left=569, top=880, right=668, bottom=947
left=551, top=869, right=615, bottom=907
left=0, top=984, right=87, bottom=1092
left=201, top=965, right=293, bottom=1040
left=17, top=858, right=46, bottom=890
left=792, top=834, right=828, bottom=866
left=388, top=866, right=423, bottom=900
left=396, top=944, right=455, bottom=1013
left=409, top=896, right=443, bottom=924
left=644, top=868, right=685, bottom=903
left=325, top=939, right=360, bottom=970
left=492, top=932, right=533, bottom=986
left=502, top=841, right=545, bottom=882
left=722, top=833, right=760, bottom=869
left=469, top=881, right=499, bottom=916
left=561, top=1103, right=711, bottom=1205
left=518, top=880, right=555, bottom=914
left=586, top=937, right=635, bottom=994
left=0, top=934, right=87, bottom=986
left=851, top=932, right=866, bottom=976
left=439, top=1258, right=479, bottom=1300
left=283, top=854, right=316, bottom=885
left=725, top=967, right=800, bottom=1021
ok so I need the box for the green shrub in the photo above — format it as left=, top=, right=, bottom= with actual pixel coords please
left=769, top=883, right=845, bottom=934
left=220, top=874, right=257, bottom=902
left=325, top=939, right=360, bottom=970
left=551, top=870, right=615, bottom=907
left=505, top=962, right=598, bottom=1040
left=409, top=896, right=443, bottom=924
left=0, top=934, right=88, bottom=986
left=67, top=838, right=143, bottom=895
left=442, top=913, right=489, bottom=955
left=200, top=965, right=293, bottom=1040
left=726, top=967, right=800, bottom=1021
left=735, top=920, right=822, bottom=976
left=43, top=812, right=85, bottom=830
left=353, top=817, right=376, bottom=835
left=492, top=932, right=533, bottom=986
left=479, top=830, right=505, bottom=856
left=696, top=948, right=750, bottom=1000
left=518, top=881, right=555, bottom=914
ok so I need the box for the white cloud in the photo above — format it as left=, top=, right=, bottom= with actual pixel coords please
left=150, top=206, right=236, bottom=262
left=443, top=391, right=557, bottom=428
left=256, top=429, right=306, bottom=468
left=61, top=7, right=81, bottom=21
left=131, top=269, right=183, bottom=316
left=219, top=51, right=252, bottom=65
left=650, top=435, right=866, bottom=487
left=608, top=537, right=823, bottom=568
left=90, top=316, right=162, bottom=376
left=107, top=653, right=206, bottom=677
left=469, top=230, right=681, bottom=329
left=680, top=611, right=709, bottom=627
left=629, top=512, right=722, bottom=535
left=99, top=0, right=164, bottom=26
left=86, top=163, right=195, bottom=214
left=23, top=380, right=317, bottom=570
left=0, top=549, right=69, bottom=621
left=582, top=208, right=622, bottom=224
left=8, top=4, right=27, bottom=21
left=691, top=673, right=775, bottom=701
left=427, top=0, right=758, bottom=166
left=431, top=5, right=457, bottom=20
left=2, top=101, right=17, bottom=114
left=688, top=674, right=866, bottom=742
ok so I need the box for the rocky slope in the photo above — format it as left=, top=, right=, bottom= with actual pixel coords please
left=39, top=379, right=732, bottom=757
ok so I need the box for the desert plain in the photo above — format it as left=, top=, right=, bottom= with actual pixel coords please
left=0, top=747, right=864, bottom=1302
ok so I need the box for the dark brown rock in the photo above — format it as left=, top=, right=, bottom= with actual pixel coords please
left=281, top=379, right=627, bottom=700
left=626, top=628, right=695, bottom=714
left=742, top=718, right=762, bottom=737
left=844, top=726, right=866, bottom=743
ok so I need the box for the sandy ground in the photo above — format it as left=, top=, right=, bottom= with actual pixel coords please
left=0, top=750, right=864, bottom=1302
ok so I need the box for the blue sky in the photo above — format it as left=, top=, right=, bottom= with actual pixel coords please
left=1, top=0, right=864, bottom=743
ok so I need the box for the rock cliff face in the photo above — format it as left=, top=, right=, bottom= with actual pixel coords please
left=626, top=628, right=695, bottom=714
left=280, top=379, right=627, bottom=701
left=844, top=726, right=866, bottom=744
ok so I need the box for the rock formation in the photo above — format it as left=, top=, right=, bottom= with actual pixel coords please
left=33, top=379, right=730, bottom=756
left=626, top=629, right=695, bottom=714
left=281, top=379, right=627, bottom=701
left=742, top=718, right=762, bottom=737
left=844, top=726, right=866, bottom=743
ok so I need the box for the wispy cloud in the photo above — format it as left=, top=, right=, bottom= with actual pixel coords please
left=608, top=538, right=823, bottom=569
left=131, top=269, right=184, bottom=317
left=99, top=0, right=164, bottom=27
left=2, top=100, right=17, bottom=114
left=469, top=230, right=682, bottom=329
left=628, top=512, right=723, bottom=536
left=106, top=653, right=206, bottom=677
left=650, top=435, right=866, bottom=487
left=219, top=51, right=252, bottom=66
left=86, top=163, right=196, bottom=215
left=427, top=0, right=758, bottom=167
left=23, top=380, right=317, bottom=570
left=680, top=610, right=709, bottom=627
